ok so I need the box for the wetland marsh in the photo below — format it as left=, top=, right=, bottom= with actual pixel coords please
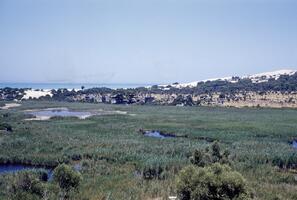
left=0, top=100, right=297, bottom=199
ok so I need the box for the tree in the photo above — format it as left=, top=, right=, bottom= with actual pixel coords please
left=53, top=164, right=82, bottom=197
left=176, top=163, right=251, bottom=200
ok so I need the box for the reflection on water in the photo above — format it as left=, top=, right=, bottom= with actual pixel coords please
left=292, top=140, right=297, bottom=149
left=28, top=108, right=92, bottom=119
left=0, top=164, right=53, bottom=180
left=143, top=131, right=175, bottom=139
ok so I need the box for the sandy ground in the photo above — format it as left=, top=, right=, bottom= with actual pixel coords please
left=0, top=103, right=21, bottom=110
left=22, top=89, right=53, bottom=100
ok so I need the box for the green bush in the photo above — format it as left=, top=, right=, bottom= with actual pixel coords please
left=190, top=142, right=230, bottom=167
left=0, top=122, right=12, bottom=132
left=142, top=165, right=165, bottom=180
left=53, top=164, right=82, bottom=192
left=190, top=149, right=211, bottom=167
left=9, top=171, right=46, bottom=199
left=176, top=163, right=251, bottom=200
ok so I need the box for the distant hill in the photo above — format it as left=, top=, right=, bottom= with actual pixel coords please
left=157, top=69, right=297, bottom=94
left=1, top=69, right=297, bottom=108
left=159, top=69, right=297, bottom=89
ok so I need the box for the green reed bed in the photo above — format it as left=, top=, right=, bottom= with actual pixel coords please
left=0, top=101, right=297, bottom=199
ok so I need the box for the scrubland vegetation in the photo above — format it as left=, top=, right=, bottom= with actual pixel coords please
left=0, top=100, right=297, bottom=199
left=2, top=72, right=297, bottom=108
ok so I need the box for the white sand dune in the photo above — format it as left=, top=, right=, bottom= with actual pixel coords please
left=159, top=69, right=296, bottom=89
left=22, top=89, right=53, bottom=100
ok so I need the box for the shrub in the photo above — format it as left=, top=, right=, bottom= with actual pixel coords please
left=190, top=149, right=211, bottom=167
left=142, top=165, right=165, bottom=180
left=10, top=171, right=46, bottom=199
left=190, top=142, right=230, bottom=167
left=176, top=163, right=251, bottom=200
left=53, top=164, right=82, bottom=192
left=211, top=141, right=222, bottom=161
left=0, top=123, right=12, bottom=132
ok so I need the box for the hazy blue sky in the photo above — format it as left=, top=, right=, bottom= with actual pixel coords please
left=0, top=0, right=296, bottom=84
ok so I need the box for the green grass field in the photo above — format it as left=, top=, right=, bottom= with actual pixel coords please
left=0, top=101, right=297, bottom=199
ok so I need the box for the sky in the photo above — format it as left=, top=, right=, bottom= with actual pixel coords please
left=0, top=0, right=297, bottom=84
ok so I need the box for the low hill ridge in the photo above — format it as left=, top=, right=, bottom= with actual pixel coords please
left=164, top=69, right=296, bottom=88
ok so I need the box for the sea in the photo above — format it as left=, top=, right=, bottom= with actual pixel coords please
left=0, top=83, right=153, bottom=90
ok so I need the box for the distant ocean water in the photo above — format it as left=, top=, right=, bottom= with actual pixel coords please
left=0, top=83, right=153, bottom=90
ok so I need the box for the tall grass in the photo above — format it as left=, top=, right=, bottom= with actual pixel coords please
left=0, top=101, right=297, bottom=199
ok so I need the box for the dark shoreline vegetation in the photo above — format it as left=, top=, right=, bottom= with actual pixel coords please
left=0, top=101, right=297, bottom=199
left=1, top=72, right=297, bottom=107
